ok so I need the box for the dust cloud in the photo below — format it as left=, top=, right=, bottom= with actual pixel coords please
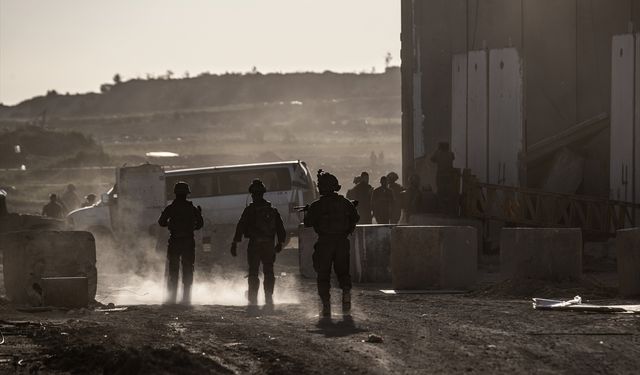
left=94, top=235, right=301, bottom=307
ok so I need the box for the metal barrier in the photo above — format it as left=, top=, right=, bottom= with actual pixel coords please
left=461, top=171, right=638, bottom=237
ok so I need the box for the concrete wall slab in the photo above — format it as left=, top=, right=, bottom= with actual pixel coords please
left=500, top=227, right=582, bottom=281
left=2, top=231, right=97, bottom=305
left=391, top=226, right=477, bottom=290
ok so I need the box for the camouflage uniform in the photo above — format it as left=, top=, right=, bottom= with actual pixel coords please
left=304, top=170, right=359, bottom=317
left=158, top=182, right=204, bottom=304
left=233, top=196, right=286, bottom=306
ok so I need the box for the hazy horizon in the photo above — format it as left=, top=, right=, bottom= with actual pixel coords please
left=0, top=0, right=400, bottom=106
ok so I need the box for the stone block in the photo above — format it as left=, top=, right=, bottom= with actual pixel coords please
left=42, top=277, right=89, bottom=308
left=409, top=214, right=484, bottom=254
left=2, top=231, right=97, bottom=305
left=391, top=226, right=477, bottom=289
left=299, top=224, right=395, bottom=283
left=500, top=228, right=582, bottom=281
left=616, top=228, right=640, bottom=297
left=350, top=225, right=395, bottom=283
left=298, top=225, right=318, bottom=278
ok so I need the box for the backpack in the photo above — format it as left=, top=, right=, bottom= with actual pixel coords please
left=316, top=196, right=353, bottom=235
left=252, top=204, right=277, bottom=238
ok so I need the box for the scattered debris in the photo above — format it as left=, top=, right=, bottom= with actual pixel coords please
left=365, top=334, right=384, bottom=343
left=95, top=307, right=128, bottom=313
left=533, top=296, right=640, bottom=313
left=380, top=290, right=466, bottom=295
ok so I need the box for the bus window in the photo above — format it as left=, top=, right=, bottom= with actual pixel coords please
left=218, top=168, right=291, bottom=195
left=192, top=174, right=217, bottom=198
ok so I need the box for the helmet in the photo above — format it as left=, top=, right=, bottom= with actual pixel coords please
left=173, top=181, right=191, bottom=195
left=386, top=172, right=399, bottom=182
left=248, top=179, right=267, bottom=194
left=317, top=169, right=340, bottom=193
left=85, top=194, right=96, bottom=202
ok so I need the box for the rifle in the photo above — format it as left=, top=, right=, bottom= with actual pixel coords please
left=293, top=200, right=359, bottom=212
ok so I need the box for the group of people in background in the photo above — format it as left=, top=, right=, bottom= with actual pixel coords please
left=346, top=170, right=405, bottom=225
left=42, top=184, right=97, bottom=219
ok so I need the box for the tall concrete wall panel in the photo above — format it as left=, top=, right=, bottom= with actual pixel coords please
left=500, top=228, right=582, bottom=281
left=610, top=34, right=635, bottom=201
left=616, top=228, right=640, bottom=297
left=467, top=50, right=489, bottom=182
left=451, top=53, right=468, bottom=169
left=2, top=231, right=97, bottom=305
left=391, top=226, right=477, bottom=290
left=489, top=48, right=523, bottom=186
left=403, top=0, right=640, bottom=193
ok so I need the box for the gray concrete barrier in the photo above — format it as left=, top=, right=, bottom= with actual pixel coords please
left=298, top=225, right=318, bottom=278
left=409, top=214, right=484, bottom=254
left=500, top=228, right=582, bottom=281
left=350, top=225, right=394, bottom=283
left=616, top=228, right=640, bottom=297
left=391, top=226, right=477, bottom=289
left=2, top=231, right=97, bottom=305
left=299, top=224, right=395, bottom=283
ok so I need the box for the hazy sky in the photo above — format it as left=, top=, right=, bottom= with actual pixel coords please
left=0, top=0, right=400, bottom=105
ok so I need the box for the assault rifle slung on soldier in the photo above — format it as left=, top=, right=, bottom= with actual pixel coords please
left=294, top=200, right=359, bottom=212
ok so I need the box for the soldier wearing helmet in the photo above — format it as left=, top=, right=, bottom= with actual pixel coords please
left=61, top=183, right=81, bottom=212
left=82, top=194, right=97, bottom=207
left=42, top=193, right=64, bottom=218
left=231, top=179, right=286, bottom=313
left=304, top=170, right=360, bottom=320
left=386, top=172, right=404, bottom=223
left=0, top=189, right=8, bottom=217
left=158, top=181, right=204, bottom=305
left=346, top=171, right=373, bottom=224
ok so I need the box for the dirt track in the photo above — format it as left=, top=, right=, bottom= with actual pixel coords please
left=2, top=250, right=640, bottom=374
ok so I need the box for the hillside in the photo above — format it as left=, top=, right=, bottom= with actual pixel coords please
left=0, top=68, right=400, bottom=120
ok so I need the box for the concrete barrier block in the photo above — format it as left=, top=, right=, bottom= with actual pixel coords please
left=299, top=224, right=395, bottom=283
left=350, top=225, right=395, bottom=283
left=616, top=228, right=640, bottom=297
left=500, top=228, right=582, bottom=281
left=409, top=214, right=484, bottom=254
left=2, top=231, right=97, bottom=304
left=298, top=225, right=318, bottom=278
left=42, top=277, right=89, bottom=308
left=391, top=226, right=477, bottom=289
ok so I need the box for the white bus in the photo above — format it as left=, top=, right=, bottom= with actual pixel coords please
left=68, top=161, right=317, bottom=251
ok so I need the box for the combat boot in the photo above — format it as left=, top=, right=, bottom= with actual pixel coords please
left=320, top=296, right=331, bottom=319
left=181, top=285, right=192, bottom=306
left=342, top=289, right=351, bottom=315
left=263, top=294, right=274, bottom=313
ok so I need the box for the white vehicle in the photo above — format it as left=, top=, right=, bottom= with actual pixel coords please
left=68, top=161, right=317, bottom=248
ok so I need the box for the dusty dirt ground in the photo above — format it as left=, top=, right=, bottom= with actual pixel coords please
left=2, top=249, right=640, bottom=375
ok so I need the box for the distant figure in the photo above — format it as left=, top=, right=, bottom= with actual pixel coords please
left=346, top=172, right=373, bottom=224
left=0, top=189, right=8, bottom=217
left=430, top=142, right=455, bottom=195
left=231, top=179, right=286, bottom=312
left=402, top=175, right=424, bottom=221
left=82, top=194, right=97, bottom=207
left=370, top=151, right=378, bottom=167
left=42, top=194, right=64, bottom=218
left=378, top=151, right=385, bottom=164
left=386, top=172, right=404, bottom=224
left=158, top=182, right=204, bottom=305
left=61, top=184, right=81, bottom=212
left=371, top=176, right=394, bottom=224
left=304, top=170, right=359, bottom=320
